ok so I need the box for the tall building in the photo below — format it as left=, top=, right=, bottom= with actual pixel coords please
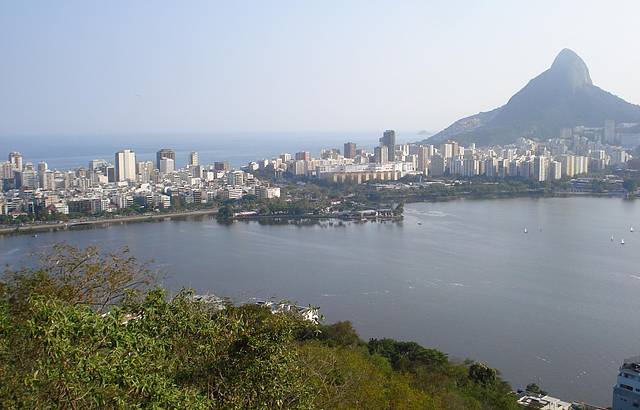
left=106, top=166, right=116, bottom=183
left=374, top=146, right=388, bottom=164
left=484, top=158, right=499, bottom=177
left=561, top=154, right=576, bottom=177
left=40, top=170, right=55, bottom=190
left=450, top=141, right=460, bottom=157
left=156, top=148, right=176, bottom=170
left=575, top=155, right=589, bottom=175
left=439, top=143, right=454, bottom=159
left=228, top=170, right=244, bottom=186
left=14, top=169, right=37, bottom=189
left=189, top=151, right=199, bottom=166
left=295, top=151, right=310, bottom=161
left=611, top=149, right=630, bottom=165
left=549, top=161, right=562, bottom=180
left=280, top=153, right=292, bottom=162
left=36, top=161, right=48, bottom=174
left=533, top=156, right=548, bottom=182
left=321, top=148, right=341, bottom=160
left=189, top=164, right=202, bottom=178
left=613, top=357, right=640, bottom=410
left=344, top=142, right=357, bottom=159
left=89, top=159, right=108, bottom=171
left=417, top=145, right=432, bottom=173
left=462, top=159, right=479, bottom=177
left=213, top=161, right=230, bottom=171
left=379, top=130, right=396, bottom=161
left=115, top=149, right=136, bottom=182
left=605, top=120, right=616, bottom=144
left=293, top=160, right=306, bottom=175
left=0, top=161, right=13, bottom=179
left=136, top=161, right=155, bottom=183
left=8, top=152, right=23, bottom=171
left=429, top=154, right=445, bottom=177
left=159, top=158, right=175, bottom=175
left=450, top=157, right=463, bottom=175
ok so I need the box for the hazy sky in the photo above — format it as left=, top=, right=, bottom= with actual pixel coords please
left=2, top=0, right=640, bottom=138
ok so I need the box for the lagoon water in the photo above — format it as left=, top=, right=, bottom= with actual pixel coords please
left=2, top=197, right=639, bottom=405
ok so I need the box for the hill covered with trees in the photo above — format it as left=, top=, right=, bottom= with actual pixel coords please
left=0, top=244, right=519, bottom=409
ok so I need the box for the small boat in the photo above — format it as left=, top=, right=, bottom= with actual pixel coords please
left=417, top=222, right=422, bottom=226
left=523, top=228, right=528, bottom=234
left=611, top=236, right=614, bottom=242
left=32, top=234, right=38, bottom=238
left=631, top=227, right=635, bottom=233
left=621, top=239, right=625, bottom=245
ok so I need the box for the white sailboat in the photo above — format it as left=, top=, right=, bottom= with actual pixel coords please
left=631, top=227, right=635, bottom=233
left=523, top=228, right=528, bottom=234
left=621, top=238, right=625, bottom=245
left=611, top=236, right=614, bottom=242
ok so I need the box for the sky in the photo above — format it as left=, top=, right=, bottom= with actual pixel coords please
left=1, top=0, right=640, bottom=140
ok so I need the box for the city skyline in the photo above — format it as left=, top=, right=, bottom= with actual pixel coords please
left=1, top=123, right=630, bottom=199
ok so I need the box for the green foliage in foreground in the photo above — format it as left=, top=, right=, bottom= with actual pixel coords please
left=0, top=245, right=519, bottom=409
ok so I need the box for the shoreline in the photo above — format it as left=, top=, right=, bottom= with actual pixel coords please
left=0, top=191, right=629, bottom=237
left=0, top=208, right=219, bottom=237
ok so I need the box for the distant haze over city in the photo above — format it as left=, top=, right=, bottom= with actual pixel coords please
left=2, top=1, right=640, bottom=139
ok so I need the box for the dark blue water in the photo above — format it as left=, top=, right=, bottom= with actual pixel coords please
left=1, top=197, right=637, bottom=406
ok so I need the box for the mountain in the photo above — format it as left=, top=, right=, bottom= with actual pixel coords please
left=428, top=49, right=640, bottom=146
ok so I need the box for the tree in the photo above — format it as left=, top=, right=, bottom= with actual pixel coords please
left=297, top=342, right=430, bottom=409
left=526, top=382, right=548, bottom=396
left=368, top=338, right=448, bottom=372
left=2, top=243, right=155, bottom=314
left=317, top=321, right=362, bottom=347
left=1, top=244, right=522, bottom=409
left=0, top=289, right=313, bottom=409
left=468, top=362, right=497, bottom=386
left=623, top=178, right=637, bottom=194
left=216, top=204, right=234, bottom=222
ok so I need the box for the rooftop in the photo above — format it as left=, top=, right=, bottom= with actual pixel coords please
left=622, top=356, right=640, bottom=372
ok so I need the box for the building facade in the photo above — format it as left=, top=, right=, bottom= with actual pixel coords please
left=613, top=357, right=640, bottom=410
left=156, top=148, right=176, bottom=170
left=115, top=149, right=136, bottom=182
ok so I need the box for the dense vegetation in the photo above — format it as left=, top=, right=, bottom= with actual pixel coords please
left=0, top=244, right=519, bottom=409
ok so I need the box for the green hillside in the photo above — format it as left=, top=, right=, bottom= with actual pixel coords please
left=0, top=244, right=519, bottom=409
